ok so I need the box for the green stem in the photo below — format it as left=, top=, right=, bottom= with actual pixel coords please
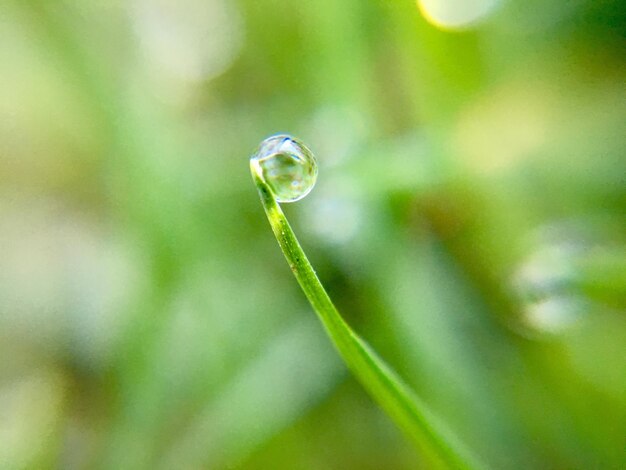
left=251, top=163, right=483, bottom=469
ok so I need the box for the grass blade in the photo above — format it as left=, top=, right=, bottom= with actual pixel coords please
left=251, top=164, right=483, bottom=469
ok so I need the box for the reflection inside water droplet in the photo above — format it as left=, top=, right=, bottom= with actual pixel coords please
left=251, top=135, right=318, bottom=203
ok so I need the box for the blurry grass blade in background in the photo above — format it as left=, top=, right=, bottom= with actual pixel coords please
left=250, top=136, right=482, bottom=469
left=161, top=316, right=344, bottom=469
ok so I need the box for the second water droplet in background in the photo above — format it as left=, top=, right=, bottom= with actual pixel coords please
left=251, top=135, right=318, bottom=203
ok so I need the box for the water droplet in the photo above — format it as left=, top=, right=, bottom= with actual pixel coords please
left=522, top=295, right=585, bottom=334
left=510, top=223, right=593, bottom=336
left=251, top=135, right=318, bottom=203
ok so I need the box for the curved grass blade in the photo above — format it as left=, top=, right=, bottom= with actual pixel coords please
left=251, top=163, right=484, bottom=469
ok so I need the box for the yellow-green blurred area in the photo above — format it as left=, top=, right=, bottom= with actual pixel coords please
left=1, top=0, right=625, bottom=468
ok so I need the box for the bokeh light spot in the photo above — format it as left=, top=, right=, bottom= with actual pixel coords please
left=417, top=0, right=501, bottom=30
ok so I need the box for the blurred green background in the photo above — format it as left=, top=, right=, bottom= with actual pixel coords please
left=1, top=0, right=625, bottom=468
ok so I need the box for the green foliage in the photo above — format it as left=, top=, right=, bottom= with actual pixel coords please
left=0, top=0, right=624, bottom=469
left=252, top=160, right=481, bottom=468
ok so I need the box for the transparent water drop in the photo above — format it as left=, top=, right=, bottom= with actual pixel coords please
left=510, top=223, right=593, bottom=336
left=251, top=135, right=318, bottom=203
